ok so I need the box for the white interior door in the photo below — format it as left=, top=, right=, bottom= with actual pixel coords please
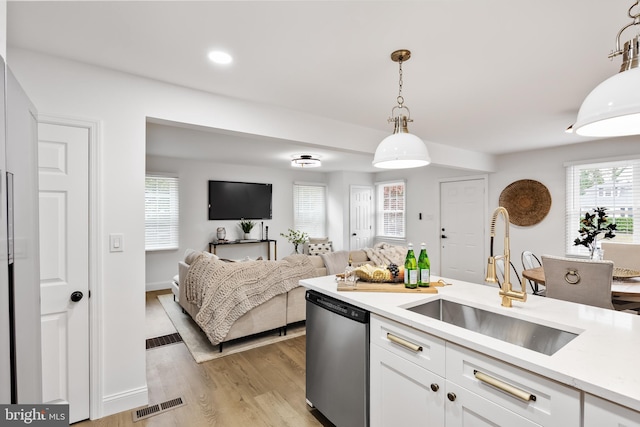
left=350, top=186, right=374, bottom=250
left=440, top=178, right=486, bottom=283
left=38, top=123, right=89, bottom=423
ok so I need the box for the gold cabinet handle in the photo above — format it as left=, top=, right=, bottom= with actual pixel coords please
left=474, top=370, right=537, bottom=402
left=386, top=333, right=423, bottom=352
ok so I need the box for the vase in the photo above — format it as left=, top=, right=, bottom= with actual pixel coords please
left=244, top=232, right=251, bottom=240
left=216, top=227, right=226, bottom=240
left=591, top=247, right=603, bottom=261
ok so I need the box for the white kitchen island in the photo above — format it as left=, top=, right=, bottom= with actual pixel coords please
left=300, top=274, right=640, bottom=426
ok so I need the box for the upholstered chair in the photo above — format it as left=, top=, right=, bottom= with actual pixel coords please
left=541, top=255, right=614, bottom=310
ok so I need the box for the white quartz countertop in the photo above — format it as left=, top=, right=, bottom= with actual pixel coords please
left=300, top=275, right=640, bottom=412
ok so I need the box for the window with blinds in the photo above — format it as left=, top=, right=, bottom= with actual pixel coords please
left=376, top=181, right=405, bottom=238
left=145, top=174, right=179, bottom=251
left=566, top=158, right=640, bottom=256
left=293, top=183, right=326, bottom=238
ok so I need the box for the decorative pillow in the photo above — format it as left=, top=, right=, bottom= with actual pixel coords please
left=184, top=249, right=219, bottom=264
left=184, top=249, right=201, bottom=264
left=308, top=242, right=333, bottom=256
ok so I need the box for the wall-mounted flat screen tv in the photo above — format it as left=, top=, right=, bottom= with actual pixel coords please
left=208, top=180, right=273, bottom=220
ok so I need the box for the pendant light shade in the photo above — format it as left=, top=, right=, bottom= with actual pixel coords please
left=373, top=49, right=430, bottom=169
left=574, top=66, right=640, bottom=137
left=373, top=117, right=430, bottom=169
left=574, top=3, right=640, bottom=137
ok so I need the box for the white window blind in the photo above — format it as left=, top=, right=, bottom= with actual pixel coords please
left=145, top=174, right=179, bottom=251
left=566, top=158, right=640, bottom=256
left=293, top=183, right=326, bottom=238
left=377, top=181, right=406, bottom=238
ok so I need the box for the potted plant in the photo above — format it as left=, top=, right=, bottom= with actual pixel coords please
left=573, top=207, right=617, bottom=259
left=238, top=219, right=256, bottom=239
left=280, top=229, right=309, bottom=254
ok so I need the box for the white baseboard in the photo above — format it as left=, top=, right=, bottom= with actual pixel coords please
left=100, top=385, right=148, bottom=419
left=146, top=280, right=172, bottom=292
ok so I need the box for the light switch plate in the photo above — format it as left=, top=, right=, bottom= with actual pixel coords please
left=110, top=233, right=124, bottom=252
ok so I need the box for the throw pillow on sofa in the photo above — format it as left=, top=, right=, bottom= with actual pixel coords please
left=308, top=242, right=333, bottom=255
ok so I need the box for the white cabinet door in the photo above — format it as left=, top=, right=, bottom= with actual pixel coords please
left=584, top=394, right=640, bottom=427
left=370, top=344, right=444, bottom=427
left=445, top=380, right=540, bottom=427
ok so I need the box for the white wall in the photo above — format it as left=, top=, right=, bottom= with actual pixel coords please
left=0, top=1, right=5, bottom=60
left=489, top=137, right=640, bottom=279
left=375, top=165, right=480, bottom=275
left=145, top=155, right=328, bottom=289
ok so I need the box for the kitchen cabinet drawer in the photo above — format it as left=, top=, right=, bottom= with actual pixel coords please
left=370, top=344, right=444, bottom=427
left=446, top=343, right=580, bottom=427
left=584, top=394, right=640, bottom=427
left=371, top=314, right=446, bottom=377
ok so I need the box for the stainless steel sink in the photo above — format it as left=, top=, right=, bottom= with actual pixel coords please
left=406, top=299, right=579, bottom=355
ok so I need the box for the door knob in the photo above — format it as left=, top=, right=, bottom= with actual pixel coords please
left=447, top=392, right=457, bottom=401
left=70, top=291, right=84, bottom=302
left=441, top=235, right=448, bottom=238
left=430, top=383, right=439, bottom=392
left=352, top=233, right=357, bottom=236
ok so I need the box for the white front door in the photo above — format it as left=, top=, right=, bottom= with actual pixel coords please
left=440, top=178, right=486, bottom=283
left=38, top=123, right=90, bottom=423
left=350, top=186, right=374, bottom=250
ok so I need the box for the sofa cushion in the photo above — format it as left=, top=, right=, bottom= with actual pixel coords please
left=308, top=242, right=333, bottom=255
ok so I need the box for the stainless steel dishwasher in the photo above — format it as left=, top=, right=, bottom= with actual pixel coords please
left=305, top=289, right=369, bottom=427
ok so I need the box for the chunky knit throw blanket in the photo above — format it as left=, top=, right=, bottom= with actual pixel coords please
left=184, top=253, right=316, bottom=345
left=363, top=242, right=408, bottom=266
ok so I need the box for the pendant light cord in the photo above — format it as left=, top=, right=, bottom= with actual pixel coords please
left=397, top=59, right=404, bottom=108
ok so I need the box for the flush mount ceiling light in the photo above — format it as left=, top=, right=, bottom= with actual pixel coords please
left=373, top=49, right=430, bottom=169
left=291, top=154, right=321, bottom=168
left=574, top=1, right=640, bottom=137
left=207, top=50, right=233, bottom=65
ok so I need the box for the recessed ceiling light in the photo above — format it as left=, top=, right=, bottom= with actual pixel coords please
left=208, top=50, right=233, bottom=65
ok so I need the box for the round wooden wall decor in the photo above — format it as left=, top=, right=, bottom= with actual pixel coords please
left=499, top=179, right=551, bottom=226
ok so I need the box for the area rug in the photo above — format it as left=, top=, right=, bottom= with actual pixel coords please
left=157, top=294, right=306, bottom=363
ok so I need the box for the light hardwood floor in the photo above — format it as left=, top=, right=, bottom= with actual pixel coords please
left=76, top=290, right=332, bottom=427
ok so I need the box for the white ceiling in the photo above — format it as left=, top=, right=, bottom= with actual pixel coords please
left=6, top=1, right=635, bottom=170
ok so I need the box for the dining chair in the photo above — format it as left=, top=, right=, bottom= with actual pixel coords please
left=521, top=250, right=544, bottom=295
left=600, top=242, right=640, bottom=270
left=600, top=242, right=640, bottom=311
left=541, top=255, right=614, bottom=310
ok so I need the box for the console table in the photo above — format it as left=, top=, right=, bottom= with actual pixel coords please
left=209, top=239, right=277, bottom=260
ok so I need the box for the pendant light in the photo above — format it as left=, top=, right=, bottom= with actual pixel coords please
left=373, top=49, right=431, bottom=169
left=574, top=1, right=640, bottom=137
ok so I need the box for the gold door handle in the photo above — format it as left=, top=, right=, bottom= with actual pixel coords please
left=386, top=333, right=423, bottom=352
left=474, top=370, right=537, bottom=402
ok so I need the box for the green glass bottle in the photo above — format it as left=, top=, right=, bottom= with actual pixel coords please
left=418, top=243, right=430, bottom=287
left=404, top=243, right=418, bottom=289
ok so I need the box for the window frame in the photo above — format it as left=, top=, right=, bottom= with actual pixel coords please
left=376, top=180, right=406, bottom=239
left=293, top=182, right=327, bottom=238
left=565, top=157, right=640, bottom=256
left=145, top=173, right=179, bottom=251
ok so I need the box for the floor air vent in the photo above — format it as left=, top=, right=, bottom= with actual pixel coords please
left=146, top=332, right=183, bottom=350
left=132, top=396, right=186, bottom=422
